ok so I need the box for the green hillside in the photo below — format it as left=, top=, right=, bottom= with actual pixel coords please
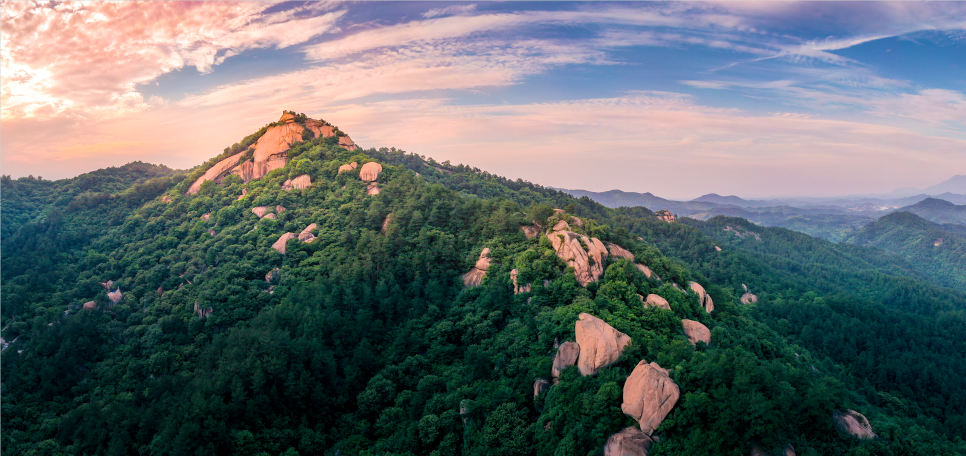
left=3, top=118, right=966, bottom=456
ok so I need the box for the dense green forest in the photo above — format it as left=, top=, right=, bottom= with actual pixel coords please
left=3, top=125, right=966, bottom=456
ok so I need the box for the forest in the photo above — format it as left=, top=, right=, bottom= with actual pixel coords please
left=3, top=126, right=965, bottom=456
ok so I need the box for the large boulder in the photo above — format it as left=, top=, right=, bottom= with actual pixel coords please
left=604, top=427, right=653, bottom=456
left=82, top=301, right=97, bottom=310
left=252, top=206, right=271, bottom=218
left=108, top=288, right=123, bottom=305
left=644, top=294, right=670, bottom=310
left=338, top=136, right=358, bottom=150
left=689, top=281, right=714, bottom=313
left=462, top=248, right=491, bottom=287
left=552, top=341, right=580, bottom=380
left=359, top=162, right=383, bottom=182
left=833, top=410, right=876, bottom=439
left=305, top=118, right=335, bottom=139
left=547, top=230, right=609, bottom=286
left=510, top=269, right=531, bottom=294
left=636, top=264, right=657, bottom=280
left=299, top=223, right=317, bottom=242
left=520, top=224, right=541, bottom=239
left=272, top=233, right=298, bottom=254
left=575, top=313, right=631, bottom=376
left=533, top=379, right=550, bottom=398
left=606, top=242, right=634, bottom=260
left=338, top=162, right=359, bottom=173
left=367, top=182, right=381, bottom=195
left=282, top=174, right=312, bottom=190
left=621, top=360, right=680, bottom=435
left=741, top=292, right=758, bottom=304
left=681, top=319, right=711, bottom=346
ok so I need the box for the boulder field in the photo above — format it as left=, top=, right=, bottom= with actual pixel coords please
left=187, top=112, right=358, bottom=195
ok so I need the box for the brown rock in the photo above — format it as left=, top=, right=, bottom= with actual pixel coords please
left=644, top=294, right=671, bottom=310
left=276, top=205, right=286, bottom=214
left=552, top=341, right=580, bottom=379
left=251, top=117, right=305, bottom=180
left=280, top=111, right=297, bottom=123
left=552, top=219, right=571, bottom=231
left=510, top=269, right=531, bottom=294
left=82, top=301, right=96, bottom=310
left=161, top=195, right=172, bottom=203
left=237, top=188, right=248, bottom=200
left=636, top=264, right=655, bottom=279
left=272, top=233, right=298, bottom=254
left=157, top=287, right=163, bottom=296
left=252, top=206, right=270, bottom=218
left=655, top=209, right=676, bottom=223
left=381, top=214, right=393, bottom=233
left=833, top=410, right=876, bottom=439
left=265, top=267, right=281, bottom=283
left=359, top=162, right=383, bottom=182
left=299, top=223, right=317, bottom=242
left=621, top=360, right=680, bottom=435
left=604, top=427, right=653, bottom=456
left=101, top=280, right=114, bottom=290
left=741, top=292, right=758, bottom=304
left=201, top=212, right=211, bottom=221
left=194, top=301, right=213, bottom=319
left=681, top=319, right=711, bottom=345
left=714, top=245, right=722, bottom=252
left=263, top=213, right=277, bottom=220
left=575, top=313, right=631, bottom=376
left=208, top=229, right=216, bottom=236
left=187, top=150, right=246, bottom=194
left=462, top=248, right=492, bottom=287
left=547, top=230, right=609, bottom=286
left=606, top=242, right=634, bottom=260
left=282, top=174, right=312, bottom=190
left=689, top=281, right=714, bottom=313
left=338, top=162, right=359, bottom=173
left=367, top=182, right=381, bottom=195
left=570, top=216, right=584, bottom=227
left=305, top=118, right=335, bottom=138
left=533, top=379, right=550, bottom=398
left=520, top=224, right=541, bottom=239
left=338, top=135, right=358, bottom=150
left=108, top=288, right=123, bottom=305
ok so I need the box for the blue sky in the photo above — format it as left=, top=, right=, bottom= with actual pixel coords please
left=2, top=1, right=965, bottom=198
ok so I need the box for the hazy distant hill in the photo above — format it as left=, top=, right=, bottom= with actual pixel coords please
left=558, top=188, right=721, bottom=213
left=896, top=197, right=966, bottom=225
left=845, top=211, right=966, bottom=289
left=690, top=193, right=771, bottom=207
left=923, top=174, right=966, bottom=195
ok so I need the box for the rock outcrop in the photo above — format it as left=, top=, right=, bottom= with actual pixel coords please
left=547, top=230, right=609, bottom=286
left=644, top=294, right=671, bottom=310
left=108, top=288, right=122, bottom=305
left=575, top=313, right=631, bottom=376
left=101, top=280, right=114, bottom=290
left=338, top=136, right=358, bottom=150
left=833, top=410, right=876, bottom=439
left=299, top=223, right=317, bottom=242
left=604, top=427, right=653, bottom=456
left=689, top=281, right=714, bottom=313
left=263, top=213, right=277, bottom=220
left=338, top=162, right=359, bottom=173
left=237, top=188, right=248, bottom=200
left=533, top=379, right=550, bottom=398
left=636, top=264, right=656, bottom=280
left=187, top=151, right=246, bottom=194
left=194, top=301, right=213, bottom=319
left=359, top=162, right=383, bottom=182
left=510, top=269, right=531, bottom=294
left=366, top=182, right=381, bottom=195
left=201, top=212, right=211, bottom=221
left=552, top=341, right=580, bottom=380
left=681, top=319, right=711, bottom=346
left=462, top=248, right=492, bottom=287
left=606, top=242, right=634, bottom=260
left=252, top=206, right=271, bottom=218
left=520, top=224, right=541, bottom=239
left=272, top=233, right=298, bottom=254
left=276, top=205, right=286, bottom=214
left=621, top=360, right=680, bottom=435
left=161, top=195, right=172, bottom=203
left=82, top=301, right=96, bottom=310
left=655, top=210, right=676, bottom=223
left=282, top=174, right=312, bottom=190
left=740, top=292, right=758, bottom=304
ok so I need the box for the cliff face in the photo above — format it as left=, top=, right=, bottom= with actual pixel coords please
left=187, top=112, right=358, bottom=195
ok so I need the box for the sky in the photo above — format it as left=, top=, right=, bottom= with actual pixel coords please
left=2, top=1, right=965, bottom=199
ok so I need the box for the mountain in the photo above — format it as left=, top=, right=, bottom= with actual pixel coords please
left=690, top=193, right=771, bottom=208
left=923, top=174, right=966, bottom=195
left=3, top=111, right=966, bottom=456
left=557, top=188, right=719, bottom=213
left=843, top=211, right=966, bottom=289
left=895, top=197, right=966, bottom=225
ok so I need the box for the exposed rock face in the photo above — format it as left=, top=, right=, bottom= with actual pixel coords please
left=272, top=233, right=298, bottom=254
left=681, top=319, right=711, bottom=346
left=834, top=410, right=876, bottom=439
left=366, top=183, right=381, bottom=195
left=338, top=136, right=358, bottom=150
left=263, top=213, right=277, bottom=220
left=101, top=280, right=114, bottom=290
left=299, top=223, right=317, bottom=242
left=265, top=267, right=281, bottom=283
left=252, top=206, right=270, bottom=218
left=547, top=230, right=609, bottom=286
left=282, top=174, right=312, bottom=190
left=194, top=301, right=213, bottom=319
left=510, top=269, right=531, bottom=294
left=187, top=151, right=246, bottom=194
left=338, top=162, right=359, bottom=173
left=636, top=264, right=656, bottom=280
left=655, top=210, right=676, bottom=223
left=644, top=294, right=671, bottom=310
left=202, top=212, right=211, bottom=220
left=689, top=281, right=714, bottom=313
left=533, top=379, right=550, bottom=398
left=161, top=195, right=172, bottom=203
left=305, top=118, right=335, bottom=139
left=934, top=238, right=943, bottom=247
left=381, top=214, right=393, bottom=233
left=621, top=360, right=680, bottom=435
left=359, top=162, right=383, bottom=182
left=606, top=242, right=634, bottom=260
left=237, top=188, right=248, bottom=200
left=83, top=301, right=96, bottom=310
left=604, top=427, right=653, bottom=456
left=575, top=313, right=631, bottom=376
left=520, top=224, right=541, bottom=239
left=552, top=220, right=571, bottom=231
left=252, top=121, right=303, bottom=179
left=715, top=245, right=722, bottom=252
left=740, top=292, right=758, bottom=304
left=552, top=341, right=580, bottom=380
left=108, top=288, right=123, bottom=305
left=276, top=205, right=286, bottom=214
left=462, top=248, right=492, bottom=287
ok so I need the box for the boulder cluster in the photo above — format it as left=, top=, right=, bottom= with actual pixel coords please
left=272, top=223, right=318, bottom=254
